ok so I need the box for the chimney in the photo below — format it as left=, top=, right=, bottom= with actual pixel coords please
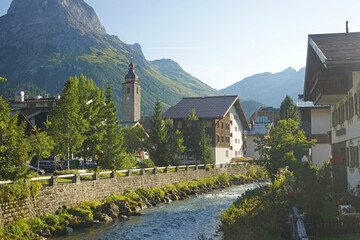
left=35, top=95, right=42, bottom=100
left=346, top=21, right=349, bottom=33
left=55, top=94, right=61, bottom=100
left=14, top=91, right=25, bottom=102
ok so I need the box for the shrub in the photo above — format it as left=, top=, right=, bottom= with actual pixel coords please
left=137, top=158, right=155, bottom=168
left=26, top=217, right=45, bottom=233
left=0, top=179, right=30, bottom=203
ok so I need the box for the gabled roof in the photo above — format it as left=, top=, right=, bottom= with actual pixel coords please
left=246, top=122, right=272, bottom=136
left=308, top=32, right=360, bottom=68
left=164, top=95, right=249, bottom=130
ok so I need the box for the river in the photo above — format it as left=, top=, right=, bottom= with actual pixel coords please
left=54, top=182, right=266, bottom=240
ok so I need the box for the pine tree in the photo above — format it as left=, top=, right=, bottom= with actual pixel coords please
left=48, top=76, right=86, bottom=169
left=78, top=75, right=106, bottom=168
left=183, top=108, right=201, bottom=161
left=98, top=83, right=130, bottom=169
left=147, top=98, right=170, bottom=166
left=195, top=124, right=214, bottom=164
left=280, top=95, right=300, bottom=122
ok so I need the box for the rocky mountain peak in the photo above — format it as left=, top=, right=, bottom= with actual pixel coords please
left=4, top=0, right=106, bottom=35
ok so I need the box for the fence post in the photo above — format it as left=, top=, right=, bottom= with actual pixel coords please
left=110, top=170, right=117, bottom=178
left=220, top=164, right=223, bottom=168
left=73, top=174, right=81, bottom=184
left=164, top=167, right=169, bottom=173
left=153, top=168, right=157, bottom=174
left=175, top=166, right=179, bottom=172
left=49, top=176, right=58, bottom=186
left=140, top=169, right=144, bottom=175
left=126, top=170, right=131, bottom=176
left=195, top=165, right=199, bottom=170
left=92, top=172, right=99, bottom=180
left=212, top=163, right=216, bottom=169
left=186, top=165, right=189, bottom=171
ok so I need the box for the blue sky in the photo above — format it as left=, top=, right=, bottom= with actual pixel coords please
left=1, top=0, right=360, bottom=90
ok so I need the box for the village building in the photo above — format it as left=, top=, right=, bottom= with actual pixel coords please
left=245, top=122, right=272, bottom=160
left=303, top=31, right=360, bottom=196
left=249, top=106, right=280, bottom=124
left=297, top=94, right=331, bottom=166
left=163, top=95, right=249, bottom=164
left=10, top=92, right=60, bottom=130
left=121, top=59, right=141, bottom=127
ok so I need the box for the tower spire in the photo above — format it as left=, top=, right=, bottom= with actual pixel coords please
left=125, top=58, right=138, bottom=82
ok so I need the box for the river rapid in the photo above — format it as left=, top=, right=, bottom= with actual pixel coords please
left=54, top=182, right=266, bottom=240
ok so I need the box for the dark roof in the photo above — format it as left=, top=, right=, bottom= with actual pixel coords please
left=164, top=95, right=249, bottom=130
left=309, top=32, right=360, bottom=67
left=17, top=107, right=52, bottom=117
left=257, top=106, right=280, bottom=112
left=246, top=122, right=272, bottom=136
left=125, top=59, right=138, bottom=81
left=11, top=98, right=58, bottom=103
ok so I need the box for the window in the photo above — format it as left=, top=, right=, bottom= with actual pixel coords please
left=137, top=87, right=139, bottom=94
left=221, top=122, right=224, bottom=128
left=349, top=97, right=354, bottom=119
left=235, top=126, right=238, bottom=131
left=345, top=101, right=349, bottom=120
left=127, top=87, right=130, bottom=93
left=177, top=122, right=183, bottom=129
left=225, top=150, right=229, bottom=157
left=47, top=102, right=53, bottom=107
left=355, top=93, right=358, bottom=115
left=221, top=136, right=224, bottom=142
left=217, top=135, right=220, bottom=143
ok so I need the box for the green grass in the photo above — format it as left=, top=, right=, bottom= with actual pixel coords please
left=316, top=233, right=360, bottom=240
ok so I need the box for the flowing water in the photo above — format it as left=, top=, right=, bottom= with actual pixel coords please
left=54, top=182, right=267, bottom=240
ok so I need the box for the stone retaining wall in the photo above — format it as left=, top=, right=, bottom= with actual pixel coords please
left=0, top=165, right=247, bottom=227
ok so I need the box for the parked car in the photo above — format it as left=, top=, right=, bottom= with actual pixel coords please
left=62, top=159, right=97, bottom=170
left=33, top=161, right=64, bottom=173
left=26, top=164, right=45, bottom=175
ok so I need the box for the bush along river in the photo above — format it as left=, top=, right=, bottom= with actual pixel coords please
left=54, top=181, right=269, bottom=240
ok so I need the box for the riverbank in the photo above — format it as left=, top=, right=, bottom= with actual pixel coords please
left=0, top=165, right=268, bottom=239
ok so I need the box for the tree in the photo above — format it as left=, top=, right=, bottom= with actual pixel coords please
left=29, top=127, right=54, bottom=174
left=98, top=83, right=129, bottom=169
left=0, top=76, right=6, bottom=82
left=147, top=98, right=170, bottom=166
left=253, top=133, right=270, bottom=161
left=280, top=95, right=300, bottom=122
left=48, top=76, right=86, bottom=169
left=183, top=108, right=201, bottom=160
left=195, top=124, right=214, bottom=164
left=267, top=118, right=315, bottom=178
left=122, top=125, right=147, bottom=155
left=184, top=109, right=213, bottom=164
left=0, top=97, right=29, bottom=180
left=168, top=128, right=186, bottom=166
left=78, top=75, right=106, bottom=168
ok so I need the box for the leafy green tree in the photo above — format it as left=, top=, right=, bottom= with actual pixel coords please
left=122, top=125, right=147, bottom=155
left=78, top=75, right=106, bottom=168
left=48, top=76, right=86, bottom=169
left=0, top=76, right=6, bottom=82
left=147, top=98, right=170, bottom=166
left=29, top=127, right=54, bottom=174
left=253, top=133, right=270, bottom=161
left=0, top=97, right=29, bottom=180
left=267, top=119, right=314, bottom=178
left=98, top=83, right=128, bottom=169
left=280, top=95, right=300, bottom=122
left=168, top=128, right=186, bottom=165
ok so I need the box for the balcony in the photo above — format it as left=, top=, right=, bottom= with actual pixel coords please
left=306, top=72, right=351, bottom=105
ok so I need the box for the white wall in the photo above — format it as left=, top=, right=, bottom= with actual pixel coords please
left=311, top=144, right=331, bottom=166
left=229, top=106, right=244, bottom=159
left=214, top=147, right=231, bottom=164
left=311, top=108, right=330, bottom=134
left=245, top=135, right=259, bottom=159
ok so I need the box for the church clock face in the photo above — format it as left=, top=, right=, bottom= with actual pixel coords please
left=126, top=96, right=130, bottom=102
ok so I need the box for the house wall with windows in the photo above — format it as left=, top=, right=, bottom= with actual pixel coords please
left=230, top=106, right=244, bottom=159
left=330, top=71, right=360, bottom=195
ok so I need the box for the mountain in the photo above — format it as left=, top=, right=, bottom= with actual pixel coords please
left=150, top=59, right=219, bottom=96
left=0, top=0, right=220, bottom=116
left=221, top=67, right=305, bottom=108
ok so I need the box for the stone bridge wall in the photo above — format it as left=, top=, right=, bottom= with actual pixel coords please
left=0, top=165, right=247, bottom=227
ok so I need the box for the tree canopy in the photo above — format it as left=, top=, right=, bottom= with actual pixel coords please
left=280, top=95, right=300, bottom=122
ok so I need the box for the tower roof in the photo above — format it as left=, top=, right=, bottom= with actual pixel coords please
left=125, top=58, right=138, bottom=82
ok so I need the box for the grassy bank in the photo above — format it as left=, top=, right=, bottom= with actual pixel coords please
left=0, top=165, right=268, bottom=240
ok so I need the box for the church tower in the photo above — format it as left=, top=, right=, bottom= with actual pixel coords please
left=122, top=59, right=141, bottom=123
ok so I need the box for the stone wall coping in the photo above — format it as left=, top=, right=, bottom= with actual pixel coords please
left=0, top=161, right=263, bottom=186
